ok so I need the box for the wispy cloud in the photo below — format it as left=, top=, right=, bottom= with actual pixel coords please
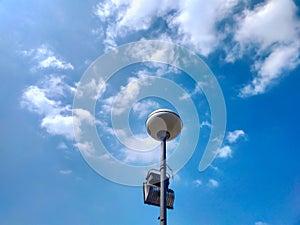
left=59, top=169, right=72, bottom=175
left=208, top=178, right=219, bottom=188
left=132, top=99, right=159, bottom=119
left=121, top=147, right=161, bottom=164
left=74, top=141, right=96, bottom=158
left=76, top=77, right=106, bottom=100
left=21, top=44, right=74, bottom=71
left=101, top=75, right=154, bottom=116
left=57, top=142, right=68, bottom=150
left=21, top=75, right=75, bottom=140
left=179, top=81, right=204, bottom=100
left=200, top=120, right=211, bottom=128
left=193, top=179, right=203, bottom=187
left=255, top=222, right=269, bottom=225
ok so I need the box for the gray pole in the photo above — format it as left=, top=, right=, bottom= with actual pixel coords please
left=160, top=137, right=167, bottom=225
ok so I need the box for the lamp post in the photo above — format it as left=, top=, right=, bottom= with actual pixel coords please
left=145, top=109, right=182, bottom=225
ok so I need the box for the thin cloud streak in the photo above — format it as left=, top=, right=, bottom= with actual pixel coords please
left=21, top=44, right=74, bottom=71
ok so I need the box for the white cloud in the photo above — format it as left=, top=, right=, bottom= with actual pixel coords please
left=117, top=0, right=174, bottom=31
left=255, top=222, right=269, bottom=225
left=21, top=86, right=58, bottom=115
left=96, top=0, right=238, bottom=56
left=73, top=108, right=94, bottom=126
left=95, top=0, right=177, bottom=52
left=179, top=92, right=191, bottom=101
left=208, top=178, right=219, bottom=188
left=216, top=145, right=232, bottom=159
left=76, top=77, right=106, bottom=100
left=102, top=75, right=154, bottom=116
left=232, top=0, right=300, bottom=97
left=234, top=0, right=298, bottom=51
left=132, top=99, right=159, bottom=119
left=57, top=142, right=68, bottom=150
left=42, top=75, right=76, bottom=97
left=213, top=130, right=246, bottom=160
left=193, top=179, right=202, bottom=187
left=21, top=44, right=74, bottom=71
left=171, top=0, right=238, bottom=56
left=179, top=81, right=205, bottom=100
left=122, top=147, right=161, bottom=164
left=21, top=76, right=75, bottom=140
left=209, top=165, right=219, bottom=171
left=74, top=141, right=96, bottom=158
left=95, top=0, right=300, bottom=97
left=39, top=56, right=74, bottom=70
left=72, top=108, right=97, bottom=141
left=240, top=43, right=300, bottom=96
left=41, top=114, right=74, bottom=139
left=74, top=141, right=117, bottom=163
left=59, top=169, right=72, bottom=175
left=200, top=121, right=212, bottom=128
left=119, top=133, right=178, bottom=164
left=103, top=78, right=140, bottom=116
left=227, top=130, right=245, bottom=143
left=114, top=129, right=158, bottom=151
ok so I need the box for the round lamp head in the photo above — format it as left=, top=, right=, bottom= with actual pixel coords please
left=146, top=109, right=182, bottom=141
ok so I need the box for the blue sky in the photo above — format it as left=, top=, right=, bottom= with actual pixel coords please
left=1, top=0, right=300, bottom=224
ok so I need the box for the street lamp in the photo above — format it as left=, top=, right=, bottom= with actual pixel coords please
left=144, top=109, right=182, bottom=225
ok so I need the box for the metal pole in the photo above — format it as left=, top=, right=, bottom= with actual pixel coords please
left=160, top=138, right=167, bottom=225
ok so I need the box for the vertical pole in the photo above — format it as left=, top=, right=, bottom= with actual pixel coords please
left=160, top=138, right=167, bottom=225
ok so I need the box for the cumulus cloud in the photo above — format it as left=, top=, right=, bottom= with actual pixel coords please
left=232, top=0, right=300, bottom=97
left=95, top=0, right=300, bottom=96
left=41, top=114, right=73, bottom=139
left=233, top=0, right=298, bottom=52
left=21, top=76, right=75, bottom=139
left=171, top=0, right=239, bottom=56
left=95, top=0, right=238, bottom=55
left=216, top=145, right=232, bottom=159
left=21, top=85, right=59, bottom=115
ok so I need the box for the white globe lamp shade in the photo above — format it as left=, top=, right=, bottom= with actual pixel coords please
left=146, top=109, right=182, bottom=141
